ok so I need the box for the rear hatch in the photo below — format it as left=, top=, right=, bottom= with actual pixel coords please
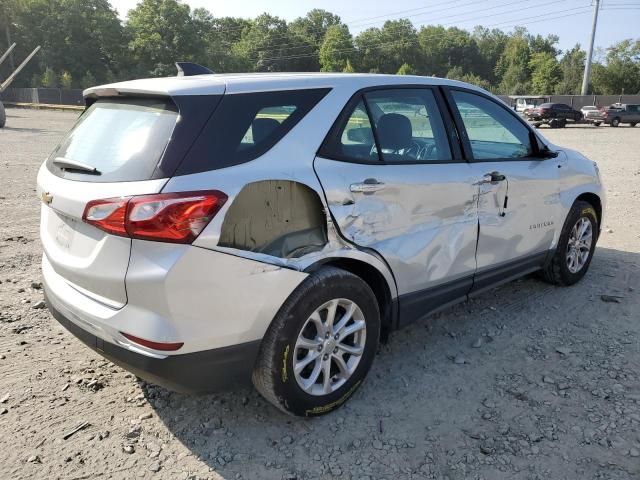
left=38, top=97, right=182, bottom=308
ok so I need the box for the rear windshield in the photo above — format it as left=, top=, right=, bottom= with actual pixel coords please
left=175, top=88, right=330, bottom=175
left=47, top=98, right=178, bottom=182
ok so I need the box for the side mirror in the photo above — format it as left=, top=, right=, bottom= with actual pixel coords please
left=530, top=131, right=558, bottom=159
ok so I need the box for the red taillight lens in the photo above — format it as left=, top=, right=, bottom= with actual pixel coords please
left=83, top=197, right=130, bottom=236
left=82, top=190, right=227, bottom=244
left=121, top=332, right=184, bottom=351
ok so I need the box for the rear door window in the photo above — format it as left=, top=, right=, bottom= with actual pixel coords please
left=364, top=89, right=452, bottom=163
left=47, top=98, right=178, bottom=182
left=319, top=88, right=452, bottom=163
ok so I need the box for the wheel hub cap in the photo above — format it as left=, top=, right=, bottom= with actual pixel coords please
left=293, top=298, right=366, bottom=396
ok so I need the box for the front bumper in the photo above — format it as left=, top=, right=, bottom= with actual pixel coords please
left=45, top=288, right=261, bottom=393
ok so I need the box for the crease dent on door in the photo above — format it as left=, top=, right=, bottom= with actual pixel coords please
left=315, top=159, right=479, bottom=297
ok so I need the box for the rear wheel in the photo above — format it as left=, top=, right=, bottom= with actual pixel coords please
left=631, top=122, right=637, bottom=127
left=253, top=267, right=380, bottom=416
left=593, top=122, right=601, bottom=127
left=611, top=117, right=620, bottom=127
left=559, top=118, right=567, bottom=128
left=0, top=102, right=5, bottom=129
left=540, top=201, right=598, bottom=286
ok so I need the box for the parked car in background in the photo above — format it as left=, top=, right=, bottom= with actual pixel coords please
left=602, top=103, right=640, bottom=127
left=38, top=69, right=605, bottom=416
left=526, top=103, right=583, bottom=128
left=580, top=105, right=604, bottom=126
left=510, top=95, right=548, bottom=113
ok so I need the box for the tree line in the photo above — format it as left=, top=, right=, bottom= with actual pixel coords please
left=1, top=0, right=639, bottom=94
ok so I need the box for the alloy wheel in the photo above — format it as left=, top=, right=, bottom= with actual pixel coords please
left=566, top=217, right=593, bottom=273
left=293, top=298, right=366, bottom=396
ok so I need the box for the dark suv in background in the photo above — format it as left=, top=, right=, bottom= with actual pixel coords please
left=526, top=103, right=582, bottom=128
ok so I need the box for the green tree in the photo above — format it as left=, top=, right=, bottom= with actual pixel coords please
left=591, top=39, right=640, bottom=94
left=496, top=29, right=531, bottom=94
left=127, top=0, right=204, bottom=77
left=8, top=0, right=125, bottom=87
left=289, top=9, right=341, bottom=49
left=233, top=13, right=310, bottom=72
left=41, top=67, right=58, bottom=87
left=529, top=52, right=561, bottom=94
left=319, top=24, right=353, bottom=72
left=59, top=70, right=73, bottom=88
left=397, top=62, right=416, bottom=75
left=378, top=19, right=419, bottom=73
left=417, top=26, right=481, bottom=77
left=555, top=44, right=585, bottom=94
left=343, top=59, right=355, bottom=73
left=81, top=70, right=96, bottom=88
left=472, top=26, right=508, bottom=83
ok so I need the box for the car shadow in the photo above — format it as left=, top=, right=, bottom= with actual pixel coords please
left=140, top=245, right=639, bottom=478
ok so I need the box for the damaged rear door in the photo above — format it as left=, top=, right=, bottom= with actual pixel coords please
left=314, top=87, right=478, bottom=325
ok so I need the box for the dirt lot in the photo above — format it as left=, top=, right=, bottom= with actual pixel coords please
left=0, top=107, right=639, bottom=480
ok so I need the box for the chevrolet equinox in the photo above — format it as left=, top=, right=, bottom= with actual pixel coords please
left=38, top=68, right=605, bottom=416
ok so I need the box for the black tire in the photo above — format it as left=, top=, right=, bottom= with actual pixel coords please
left=593, top=122, right=601, bottom=127
left=559, top=118, right=567, bottom=128
left=631, top=122, right=637, bottom=127
left=252, top=266, right=380, bottom=417
left=540, top=201, right=598, bottom=286
left=549, top=119, right=559, bottom=129
left=0, top=102, right=5, bottom=129
left=611, top=117, right=620, bottom=127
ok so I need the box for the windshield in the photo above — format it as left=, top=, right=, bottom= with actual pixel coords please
left=47, top=98, right=178, bottom=182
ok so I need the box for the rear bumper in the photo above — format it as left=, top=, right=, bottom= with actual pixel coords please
left=45, top=288, right=260, bottom=393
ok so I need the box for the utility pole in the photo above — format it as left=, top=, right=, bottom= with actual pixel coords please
left=581, top=0, right=600, bottom=95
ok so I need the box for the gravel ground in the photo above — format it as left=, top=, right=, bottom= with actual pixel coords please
left=0, top=107, right=639, bottom=480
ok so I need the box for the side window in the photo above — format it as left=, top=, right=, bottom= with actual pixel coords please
left=339, top=100, right=376, bottom=161
left=451, top=90, right=533, bottom=160
left=364, top=89, right=452, bottom=163
left=240, top=105, right=296, bottom=147
left=177, top=88, right=330, bottom=174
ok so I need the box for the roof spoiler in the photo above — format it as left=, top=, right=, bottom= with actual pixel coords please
left=175, top=62, right=214, bottom=77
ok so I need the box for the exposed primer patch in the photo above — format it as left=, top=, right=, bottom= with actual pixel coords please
left=219, top=180, right=328, bottom=258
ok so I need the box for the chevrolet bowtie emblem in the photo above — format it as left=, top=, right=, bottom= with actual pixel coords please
left=41, top=191, right=53, bottom=205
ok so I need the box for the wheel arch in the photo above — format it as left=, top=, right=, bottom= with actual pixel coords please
left=304, top=256, right=398, bottom=339
left=575, top=192, right=602, bottom=228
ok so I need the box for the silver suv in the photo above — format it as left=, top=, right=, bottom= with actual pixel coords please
left=38, top=70, right=605, bottom=416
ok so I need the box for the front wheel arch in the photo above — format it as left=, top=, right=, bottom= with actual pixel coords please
left=575, top=192, right=602, bottom=238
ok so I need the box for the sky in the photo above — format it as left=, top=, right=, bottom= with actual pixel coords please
left=108, top=0, right=639, bottom=55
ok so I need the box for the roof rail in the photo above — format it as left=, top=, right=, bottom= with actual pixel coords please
left=175, top=62, right=214, bottom=77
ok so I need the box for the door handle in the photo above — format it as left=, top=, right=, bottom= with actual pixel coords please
left=350, top=179, right=386, bottom=194
left=482, top=171, right=506, bottom=183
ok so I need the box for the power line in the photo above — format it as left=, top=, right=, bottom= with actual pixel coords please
left=256, top=4, right=590, bottom=64
left=214, top=0, right=569, bottom=61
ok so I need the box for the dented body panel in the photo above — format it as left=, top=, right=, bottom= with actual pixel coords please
left=314, top=157, right=479, bottom=295
left=470, top=157, right=562, bottom=271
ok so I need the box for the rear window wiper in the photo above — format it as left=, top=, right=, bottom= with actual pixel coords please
left=52, top=157, right=102, bottom=175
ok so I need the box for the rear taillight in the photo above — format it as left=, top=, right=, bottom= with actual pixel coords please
left=540, top=108, right=549, bottom=113
left=82, top=190, right=227, bottom=244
